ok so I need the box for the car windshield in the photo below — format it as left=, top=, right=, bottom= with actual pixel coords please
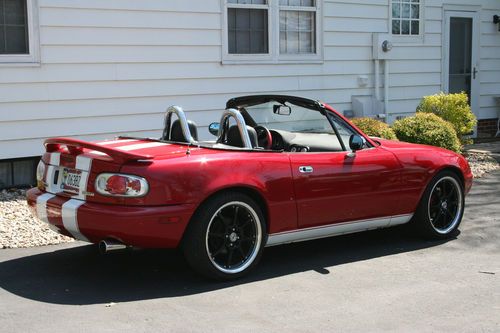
left=244, top=101, right=334, bottom=134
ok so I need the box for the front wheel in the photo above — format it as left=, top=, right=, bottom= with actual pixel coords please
left=413, top=171, right=465, bottom=239
left=182, top=192, right=266, bottom=280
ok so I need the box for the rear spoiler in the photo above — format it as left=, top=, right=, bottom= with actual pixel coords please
left=44, top=137, right=153, bottom=164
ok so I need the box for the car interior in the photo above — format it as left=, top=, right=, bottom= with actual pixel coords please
left=161, top=96, right=363, bottom=153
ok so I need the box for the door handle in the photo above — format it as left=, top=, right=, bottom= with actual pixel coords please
left=473, top=67, right=477, bottom=79
left=299, top=166, right=313, bottom=173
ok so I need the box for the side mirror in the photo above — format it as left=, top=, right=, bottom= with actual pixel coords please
left=273, top=104, right=292, bottom=115
left=349, top=134, right=365, bottom=151
left=208, top=122, right=220, bottom=136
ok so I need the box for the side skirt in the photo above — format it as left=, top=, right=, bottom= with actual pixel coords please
left=265, top=214, right=413, bottom=247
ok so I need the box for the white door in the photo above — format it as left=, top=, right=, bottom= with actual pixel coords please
left=443, top=10, right=480, bottom=126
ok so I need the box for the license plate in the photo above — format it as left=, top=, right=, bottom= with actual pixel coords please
left=61, top=168, right=82, bottom=194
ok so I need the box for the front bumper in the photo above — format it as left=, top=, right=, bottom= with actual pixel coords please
left=26, top=188, right=195, bottom=248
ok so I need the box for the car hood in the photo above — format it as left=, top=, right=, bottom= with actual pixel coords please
left=372, top=137, right=459, bottom=155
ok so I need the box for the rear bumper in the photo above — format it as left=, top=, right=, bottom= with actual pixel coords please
left=26, top=188, right=195, bottom=248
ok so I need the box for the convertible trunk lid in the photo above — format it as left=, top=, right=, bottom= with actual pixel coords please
left=39, top=137, right=200, bottom=202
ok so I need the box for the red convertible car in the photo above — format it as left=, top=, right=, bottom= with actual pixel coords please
left=27, top=95, right=473, bottom=280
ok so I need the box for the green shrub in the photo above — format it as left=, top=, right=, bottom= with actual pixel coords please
left=350, top=117, right=398, bottom=140
left=392, top=113, right=461, bottom=153
left=416, top=92, right=476, bottom=145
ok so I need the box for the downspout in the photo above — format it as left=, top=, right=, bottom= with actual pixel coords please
left=384, top=60, right=389, bottom=120
left=374, top=59, right=380, bottom=101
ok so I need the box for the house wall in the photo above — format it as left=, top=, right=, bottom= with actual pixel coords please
left=0, top=0, right=499, bottom=160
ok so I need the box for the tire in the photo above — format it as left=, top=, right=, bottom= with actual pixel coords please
left=182, top=191, right=267, bottom=280
left=412, top=170, right=465, bottom=240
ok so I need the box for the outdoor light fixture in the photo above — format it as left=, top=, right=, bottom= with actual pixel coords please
left=494, top=15, right=500, bottom=31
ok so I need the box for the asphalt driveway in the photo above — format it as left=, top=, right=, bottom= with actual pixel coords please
left=0, top=171, right=499, bottom=332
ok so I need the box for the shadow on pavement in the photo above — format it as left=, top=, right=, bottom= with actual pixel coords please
left=0, top=226, right=450, bottom=305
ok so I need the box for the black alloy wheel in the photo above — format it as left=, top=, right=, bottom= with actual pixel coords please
left=412, top=171, right=465, bottom=239
left=206, top=201, right=261, bottom=274
left=428, top=176, right=463, bottom=234
left=183, top=192, right=266, bottom=280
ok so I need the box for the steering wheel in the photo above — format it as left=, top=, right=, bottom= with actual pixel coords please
left=254, top=126, right=273, bottom=150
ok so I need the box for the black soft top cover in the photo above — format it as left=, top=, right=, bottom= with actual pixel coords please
left=226, top=95, right=325, bottom=114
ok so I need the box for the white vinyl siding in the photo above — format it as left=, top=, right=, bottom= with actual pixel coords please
left=0, top=0, right=499, bottom=159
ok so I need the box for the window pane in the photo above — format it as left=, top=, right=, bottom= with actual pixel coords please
left=1, top=0, right=29, bottom=55
left=228, top=8, right=268, bottom=54
left=392, top=20, right=401, bottom=34
left=280, top=0, right=315, bottom=6
left=229, top=0, right=267, bottom=4
left=281, top=0, right=299, bottom=5
left=280, top=10, right=315, bottom=54
left=411, top=20, right=419, bottom=35
left=6, top=25, right=27, bottom=53
left=299, top=11, right=313, bottom=30
left=0, top=27, right=5, bottom=53
left=402, top=3, right=410, bottom=18
left=299, top=31, right=312, bottom=53
left=392, top=2, right=400, bottom=18
left=301, top=0, right=315, bottom=6
left=411, top=4, right=419, bottom=19
left=5, top=0, right=26, bottom=25
left=401, top=20, right=410, bottom=34
left=0, top=1, right=4, bottom=25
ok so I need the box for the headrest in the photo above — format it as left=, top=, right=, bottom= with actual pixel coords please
left=227, top=125, right=257, bottom=148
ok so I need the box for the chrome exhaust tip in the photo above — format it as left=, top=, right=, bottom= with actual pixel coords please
left=99, top=239, right=127, bottom=254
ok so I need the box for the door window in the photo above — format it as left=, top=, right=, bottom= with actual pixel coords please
left=449, top=17, right=473, bottom=102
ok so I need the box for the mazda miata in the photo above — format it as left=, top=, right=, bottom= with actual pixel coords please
left=27, top=95, right=472, bottom=280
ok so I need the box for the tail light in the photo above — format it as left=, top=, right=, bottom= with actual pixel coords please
left=95, top=173, right=149, bottom=197
left=36, top=160, right=46, bottom=189
left=36, top=160, right=46, bottom=182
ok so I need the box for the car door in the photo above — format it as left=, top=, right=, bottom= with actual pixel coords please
left=289, top=146, right=402, bottom=229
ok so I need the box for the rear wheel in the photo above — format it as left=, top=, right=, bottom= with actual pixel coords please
left=182, top=192, right=266, bottom=280
left=413, top=171, right=465, bottom=239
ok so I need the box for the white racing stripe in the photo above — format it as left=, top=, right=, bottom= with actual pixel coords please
left=45, top=165, right=63, bottom=194
left=87, top=139, right=160, bottom=156
left=75, top=155, right=92, bottom=172
left=36, top=193, right=55, bottom=224
left=97, top=139, right=138, bottom=146
left=87, top=150, right=107, bottom=156
left=49, top=152, right=61, bottom=166
left=116, top=142, right=168, bottom=151
left=61, top=199, right=89, bottom=242
left=75, top=156, right=92, bottom=200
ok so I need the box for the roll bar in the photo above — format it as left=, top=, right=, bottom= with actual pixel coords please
left=217, top=108, right=253, bottom=149
left=162, top=105, right=196, bottom=144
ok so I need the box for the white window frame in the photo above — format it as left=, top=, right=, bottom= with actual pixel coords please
left=389, top=0, right=425, bottom=44
left=222, top=0, right=323, bottom=64
left=0, top=0, right=40, bottom=65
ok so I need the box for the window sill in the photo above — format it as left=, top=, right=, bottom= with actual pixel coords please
left=0, top=53, right=40, bottom=66
left=222, top=56, right=324, bottom=65
left=0, top=61, right=41, bottom=67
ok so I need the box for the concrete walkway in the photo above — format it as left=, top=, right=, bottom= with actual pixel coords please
left=465, top=139, right=500, bottom=162
left=465, top=140, right=500, bottom=154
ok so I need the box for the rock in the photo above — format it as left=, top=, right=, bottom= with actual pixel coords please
left=0, top=189, right=74, bottom=249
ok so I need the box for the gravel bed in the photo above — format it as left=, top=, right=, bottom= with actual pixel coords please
left=465, top=152, right=500, bottom=178
left=0, top=153, right=498, bottom=249
left=0, top=189, right=73, bottom=249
